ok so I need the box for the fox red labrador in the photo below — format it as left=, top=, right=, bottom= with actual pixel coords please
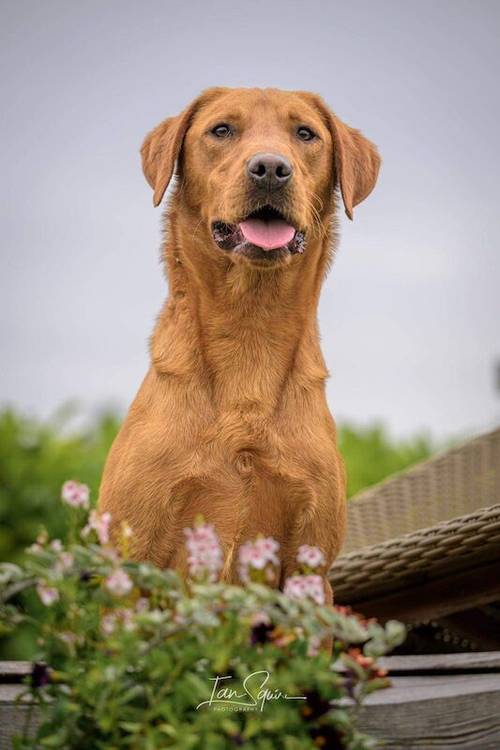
left=98, top=87, right=380, bottom=605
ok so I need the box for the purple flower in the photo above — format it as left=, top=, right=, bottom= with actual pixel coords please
left=250, top=612, right=274, bottom=645
left=32, top=662, right=51, bottom=688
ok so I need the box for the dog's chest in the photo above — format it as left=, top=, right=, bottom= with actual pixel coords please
left=187, top=401, right=334, bottom=489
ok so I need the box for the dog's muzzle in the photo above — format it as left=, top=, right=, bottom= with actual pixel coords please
left=212, top=205, right=306, bottom=262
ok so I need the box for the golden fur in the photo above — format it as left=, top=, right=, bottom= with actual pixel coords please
left=98, top=87, right=380, bottom=603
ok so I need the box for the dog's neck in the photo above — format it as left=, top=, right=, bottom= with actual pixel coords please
left=151, top=204, right=336, bottom=413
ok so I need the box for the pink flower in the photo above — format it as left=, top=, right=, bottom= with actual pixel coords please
left=184, top=523, right=223, bottom=581
left=307, top=635, right=321, bottom=657
left=284, top=574, right=325, bottom=605
left=120, top=609, right=135, bottom=631
left=105, top=568, right=133, bottom=596
left=50, top=539, right=63, bottom=553
left=101, top=613, right=116, bottom=635
left=36, top=583, right=59, bottom=606
left=296, top=545, right=326, bottom=570
left=255, top=537, right=280, bottom=559
left=56, top=551, right=74, bottom=572
left=100, top=546, right=120, bottom=563
left=27, top=531, right=48, bottom=554
left=283, top=576, right=308, bottom=600
left=173, top=612, right=186, bottom=626
left=238, top=537, right=280, bottom=583
left=82, top=510, right=112, bottom=545
left=239, top=537, right=279, bottom=566
left=58, top=631, right=79, bottom=647
left=101, top=608, right=135, bottom=634
left=302, top=575, right=325, bottom=605
left=27, top=542, right=43, bottom=555
left=250, top=611, right=271, bottom=628
left=61, top=480, right=90, bottom=509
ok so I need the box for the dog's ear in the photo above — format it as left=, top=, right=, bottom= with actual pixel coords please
left=141, top=108, right=194, bottom=207
left=141, top=88, right=228, bottom=207
left=329, top=115, right=381, bottom=220
left=301, top=93, right=381, bottom=220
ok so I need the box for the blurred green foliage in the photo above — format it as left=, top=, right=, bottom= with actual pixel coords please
left=339, top=423, right=433, bottom=497
left=0, top=407, right=434, bottom=568
left=0, top=407, right=120, bottom=565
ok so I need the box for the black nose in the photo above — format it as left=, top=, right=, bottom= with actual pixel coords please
left=247, top=152, right=293, bottom=189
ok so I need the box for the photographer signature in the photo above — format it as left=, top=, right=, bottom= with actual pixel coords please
left=196, top=670, right=306, bottom=712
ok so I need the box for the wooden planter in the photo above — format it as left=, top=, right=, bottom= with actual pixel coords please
left=2, top=653, right=500, bottom=749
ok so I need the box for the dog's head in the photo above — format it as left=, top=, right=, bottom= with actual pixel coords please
left=141, top=87, right=380, bottom=268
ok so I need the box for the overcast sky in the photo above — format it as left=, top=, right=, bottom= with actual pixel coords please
left=1, top=0, right=499, bottom=440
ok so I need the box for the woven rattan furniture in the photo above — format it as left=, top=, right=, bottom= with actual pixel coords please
left=330, top=427, right=500, bottom=651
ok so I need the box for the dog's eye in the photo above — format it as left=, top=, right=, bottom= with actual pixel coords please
left=296, top=126, right=316, bottom=141
left=211, top=123, right=233, bottom=138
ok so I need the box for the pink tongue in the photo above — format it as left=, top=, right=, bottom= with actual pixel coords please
left=239, top=218, right=295, bottom=250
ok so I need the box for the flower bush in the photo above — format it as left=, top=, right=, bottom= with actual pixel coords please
left=0, top=483, right=405, bottom=750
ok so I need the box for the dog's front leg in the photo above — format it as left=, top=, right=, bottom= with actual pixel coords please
left=280, top=486, right=346, bottom=653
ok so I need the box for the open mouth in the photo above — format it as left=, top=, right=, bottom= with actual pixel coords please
left=212, top=206, right=305, bottom=260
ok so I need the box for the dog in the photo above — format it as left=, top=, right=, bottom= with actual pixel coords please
left=98, top=87, right=380, bottom=605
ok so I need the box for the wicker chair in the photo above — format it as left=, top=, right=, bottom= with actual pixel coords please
left=330, top=428, right=500, bottom=652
